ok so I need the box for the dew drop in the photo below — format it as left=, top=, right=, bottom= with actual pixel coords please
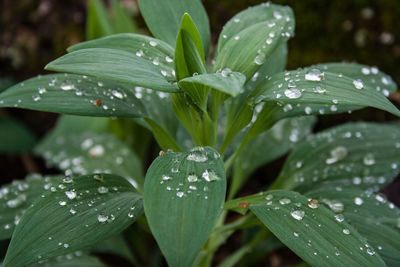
left=308, top=199, right=320, bottom=209
left=98, top=214, right=108, bottom=223
left=334, top=214, right=344, bottom=222
left=305, top=69, right=324, bottom=81
left=65, top=190, right=76, bottom=200
left=363, top=153, right=375, bottom=166
left=284, top=88, right=302, bottom=99
left=353, top=79, right=364, bottom=89
left=97, top=186, right=108, bottom=194
left=279, top=198, right=291, bottom=205
left=176, top=191, right=184, bottom=198
left=354, top=197, right=363, bottom=205
left=291, top=209, right=305, bottom=220
left=149, top=40, right=158, bottom=47
left=342, top=228, right=350, bottom=235
left=187, top=174, right=198, bottom=182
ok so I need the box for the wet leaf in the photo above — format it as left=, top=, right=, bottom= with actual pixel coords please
left=144, top=147, right=226, bottom=267
left=0, top=117, right=36, bottom=153
left=250, top=190, right=386, bottom=266
left=3, top=174, right=143, bottom=267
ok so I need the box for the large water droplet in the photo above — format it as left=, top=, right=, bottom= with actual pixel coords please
left=187, top=174, right=198, bottom=182
left=326, top=146, right=348, bottom=165
left=97, top=186, right=109, bottom=194
left=279, top=198, right=291, bottom=205
left=363, top=153, right=375, bottom=166
left=65, top=190, right=76, bottom=200
left=305, top=69, right=325, bottom=81
left=284, top=88, right=302, bottom=99
left=354, top=197, right=363, bottom=205
left=342, top=228, right=350, bottom=235
left=291, top=209, right=305, bottom=220
left=353, top=79, right=364, bottom=89
left=98, top=214, right=108, bottom=223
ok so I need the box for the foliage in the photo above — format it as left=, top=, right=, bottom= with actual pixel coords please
left=0, top=1, right=399, bottom=266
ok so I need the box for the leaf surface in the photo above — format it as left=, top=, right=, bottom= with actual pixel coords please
left=0, top=117, right=36, bottom=152
left=0, top=174, right=63, bottom=240
left=305, top=187, right=400, bottom=266
left=250, top=190, right=386, bottom=266
left=144, top=147, right=226, bottom=267
left=0, top=74, right=146, bottom=118
left=272, top=122, right=400, bottom=192
left=3, top=174, right=143, bottom=267
left=46, top=48, right=179, bottom=92
left=138, top=0, right=210, bottom=55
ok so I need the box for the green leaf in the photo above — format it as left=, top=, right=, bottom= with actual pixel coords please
left=68, top=33, right=176, bottom=82
left=221, top=43, right=288, bottom=151
left=0, top=174, right=63, bottom=240
left=138, top=0, right=210, bottom=56
left=214, top=3, right=294, bottom=80
left=3, top=174, right=143, bottom=267
left=0, top=117, right=36, bottom=153
left=31, top=252, right=108, bottom=267
left=86, top=0, right=113, bottom=40
left=230, top=116, right=315, bottom=198
left=309, top=62, right=397, bottom=96
left=0, top=74, right=146, bottom=118
left=144, top=147, right=226, bottom=267
left=45, top=48, right=179, bottom=92
left=305, top=188, right=400, bottom=266
left=35, top=131, right=143, bottom=188
left=179, top=70, right=246, bottom=97
left=250, top=190, right=386, bottom=266
left=144, top=118, right=182, bottom=151
left=110, top=0, right=137, bottom=34
left=247, top=68, right=400, bottom=139
left=271, top=122, right=400, bottom=193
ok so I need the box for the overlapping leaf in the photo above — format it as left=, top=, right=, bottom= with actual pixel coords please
left=230, top=116, right=315, bottom=198
left=68, top=34, right=175, bottom=82
left=250, top=190, right=386, bottom=266
left=272, top=122, right=400, bottom=193
left=0, top=74, right=146, bottom=117
left=45, top=48, right=179, bottom=92
left=305, top=188, right=400, bottom=265
left=138, top=0, right=210, bottom=55
left=144, top=147, right=226, bottom=267
left=214, top=3, right=294, bottom=80
left=0, top=174, right=63, bottom=240
left=3, top=174, right=143, bottom=267
left=35, top=132, right=143, bottom=188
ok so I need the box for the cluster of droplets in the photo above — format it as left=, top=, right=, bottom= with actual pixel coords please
left=159, top=148, right=221, bottom=200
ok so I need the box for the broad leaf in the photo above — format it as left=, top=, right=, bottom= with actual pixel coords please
left=179, top=70, right=246, bottom=97
left=272, top=122, right=400, bottom=193
left=46, top=48, right=179, bottom=92
left=144, top=147, right=226, bottom=267
left=0, top=117, right=36, bottom=152
left=250, top=190, right=386, bottom=266
left=138, top=0, right=210, bottom=55
left=0, top=174, right=63, bottom=240
left=86, top=0, right=113, bottom=40
left=247, top=68, right=400, bottom=140
left=68, top=34, right=175, bottom=82
left=35, top=132, right=143, bottom=188
left=305, top=188, right=400, bottom=266
left=31, top=252, right=108, bottom=267
left=214, top=3, right=294, bottom=80
left=309, top=62, right=397, bottom=96
left=0, top=74, right=146, bottom=118
left=230, top=116, right=315, bottom=198
left=110, top=0, right=137, bottom=34
left=3, top=174, right=143, bottom=267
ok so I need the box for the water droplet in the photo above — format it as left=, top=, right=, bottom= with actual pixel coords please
left=65, top=190, right=76, bottom=200
left=352, top=177, right=362, bottom=185
left=97, top=186, right=108, bottom=194
left=149, top=40, right=158, bottom=47
left=63, top=243, right=69, bottom=248
left=291, top=209, right=305, bottom=220
left=367, top=248, right=375, bottom=256
left=308, top=199, right=320, bottom=209
left=305, top=69, right=325, bottom=81
left=38, top=87, right=47, bottom=94
left=381, top=77, right=390, bottom=85
left=233, top=18, right=240, bottom=23
left=176, top=191, right=184, bottom=198
left=187, top=174, right=198, bottom=182
left=136, top=50, right=144, bottom=57
left=335, top=214, right=344, bottom=222
left=234, top=35, right=240, bottom=40
left=32, top=94, right=41, bottom=102
left=326, top=146, right=347, bottom=164
left=342, top=228, right=350, bottom=235
left=162, top=175, right=172, bottom=181
left=59, top=201, right=67, bottom=206
left=353, top=79, right=364, bottom=89
left=375, top=194, right=386, bottom=203
left=70, top=208, right=77, bottom=215
left=354, top=197, right=363, bottom=205
left=89, top=145, right=105, bottom=158
left=284, top=88, right=302, bottom=99
left=265, top=194, right=273, bottom=200
left=279, top=198, right=291, bottom=205
left=165, top=56, right=173, bottom=63
left=361, top=67, right=370, bottom=75
left=98, top=214, right=108, bottom=223
left=293, top=232, right=299, bottom=237
left=363, top=153, right=375, bottom=166
left=273, top=11, right=283, bottom=19
left=187, top=153, right=207, bottom=162
left=61, top=83, right=74, bottom=91
left=112, top=90, right=124, bottom=99
left=313, top=86, right=326, bottom=94
left=202, top=170, right=219, bottom=182
left=6, top=195, right=27, bottom=208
